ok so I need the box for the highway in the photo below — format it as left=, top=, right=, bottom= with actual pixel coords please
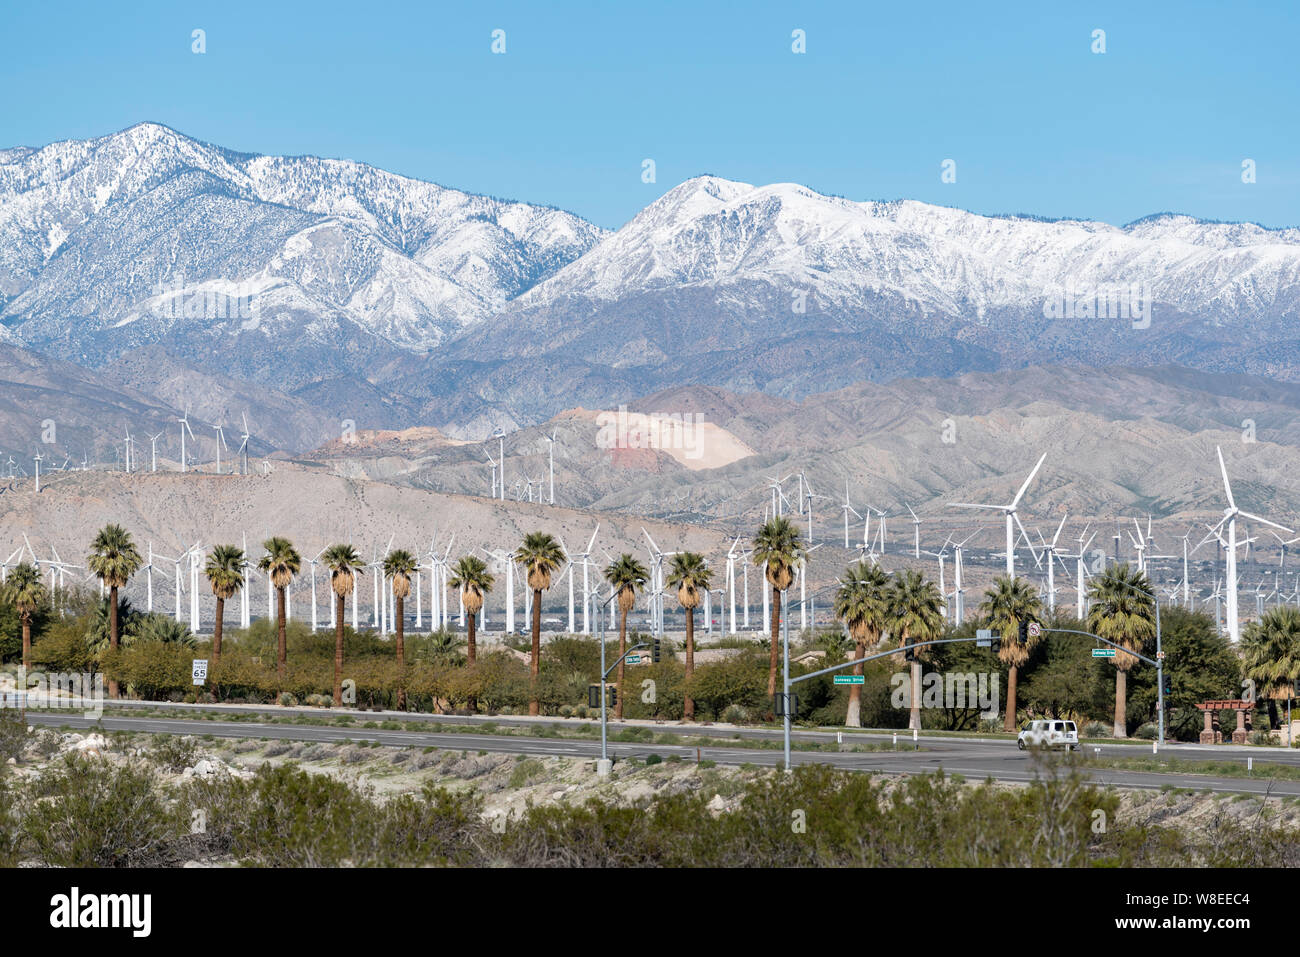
left=24, top=700, right=1300, bottom=796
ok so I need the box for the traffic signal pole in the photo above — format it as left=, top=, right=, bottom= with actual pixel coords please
left=594, top=588, right=647, bottom=776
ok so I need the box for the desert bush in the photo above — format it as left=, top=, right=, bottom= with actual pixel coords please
left=24, top=756, right=182, bottom=866
left=147, top=734, right=199, bottom=773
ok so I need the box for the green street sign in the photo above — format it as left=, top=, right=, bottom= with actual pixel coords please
left=833, top=675, right=865, bottom=685
left=1092, top=648, right=1116, bottom=658
left=625, top=655, right=641, bottom=664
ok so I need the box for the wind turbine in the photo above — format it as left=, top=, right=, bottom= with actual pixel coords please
left=906, top=504, right=922, bottom=559
left=177, top=406, right=195, bottom=473
left=544, top=429, right=556, bottom=505
left=573, top=525, right=599, bottom=634
left=237, top=414, right=251, bottom=476
left=149, top=432, right=163, bottom=472
left=921, top=539, right=951, bottom=621
left=949, top=452, right=1047, bottom=580
left=493, top=428, right=506, bottom=500
left=841, top=480, right=863, bottom=549
left=950, top=527, right=984, bottom=624
left=486, top=453, right=498, bottom=499
left=1210, top=445, right=1294, bottom=643
left=33, top=453, right=42, bottom=493
left=1272, top=531, right=1300, bottom=570
left=1036, top=512, right=1070, bottom=613
left=213, top=425, right=228, bottom=474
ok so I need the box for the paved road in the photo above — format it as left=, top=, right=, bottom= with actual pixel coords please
left=27, top=707, right=1300, bottom=796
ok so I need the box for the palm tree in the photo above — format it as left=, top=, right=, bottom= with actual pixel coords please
left=513, top=532, right=566, bottom=716
left=4, top=562, right=47, bottom=670
left=382, top=548, right=417, bottom=710
left=204, top=545, right=245, bottom=668
left=666, top=552, right=712, bottom=722
left=751, top=516, right=805, bottom=698
left=257, top=537, right=302, bottom=687
left=888, top=569, right=946, bottom=731
left=87, top=524, right=143, bottom=698
left=979, top=575, right=1044, bottom=732
left=833, top=560, right=891, bottom=727
left=604, top=553, right=648, bottom=720
left=322, top=544, right=364, bottom=706
left=1087, top=563, right=1155, bottom=738
left=1241, top=605, right=1300, bottom=729
left=448, top=555, right=495, bottom=713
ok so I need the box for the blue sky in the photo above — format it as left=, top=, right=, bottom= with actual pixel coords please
left=3, top=0, right=1296, bottom=230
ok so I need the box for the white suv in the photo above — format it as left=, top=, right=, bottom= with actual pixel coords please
left=1017, top=719, right=1079, bottom=751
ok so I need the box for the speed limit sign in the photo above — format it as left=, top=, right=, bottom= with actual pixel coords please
left=192, top=659, right=209, bottom=685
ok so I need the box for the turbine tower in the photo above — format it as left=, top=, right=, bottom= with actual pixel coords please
left=177, top=406, right=195, bottom=473
left=1210, top=445, right=1293, bottom=643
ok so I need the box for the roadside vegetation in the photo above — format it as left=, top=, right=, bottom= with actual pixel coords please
left=0, top=524, right=1291, bottom=741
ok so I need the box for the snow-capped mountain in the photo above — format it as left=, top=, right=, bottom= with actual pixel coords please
left=7, top=129, right=1300, bottom=437
left=0, top=123, right=605, bottom=384
left=426, top=175, right=1300, bottom=427
left=512, top=175, right=1300, bottom=323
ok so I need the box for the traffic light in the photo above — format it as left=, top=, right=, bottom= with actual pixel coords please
left=904, top=646, right=917, bottom=663
left=1163, top=675, right=1173, bottom=695
left=1017, top=619, right=1029, bottom=645
left=588, top=684, right=617, bottom=708
left=652, top=637, right=662, bottom=664
left=773, top=693, right=799, bottom=716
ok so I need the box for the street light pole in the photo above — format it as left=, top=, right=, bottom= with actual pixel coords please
left=782, top=587, right=791, bottom=773
left=595, top=587, right=647, bottom=776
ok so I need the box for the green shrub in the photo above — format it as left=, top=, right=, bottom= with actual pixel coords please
left=24, top=756, right=182, bottom=867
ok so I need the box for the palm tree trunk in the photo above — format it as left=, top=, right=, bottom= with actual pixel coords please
left=21, top=614, right=31, bottom=672
left=1113, top=668, right=1128, bottom=738
left=846, top=639, right=865, bottom=727
left=395, top=595, right=406, bottom=711
left=333, top=594, right=345, bottom=706
left=108, top=585, right=120, bottom=699
left=1004, top=664, right=1019, bottom=732
left=466, top=605, right=477, bottom=713
left=767, top=584, right=781, bottom=698
left=1267, top=698, right=1279, bottom=730
left=212, top=596, right=224, bottom=702
left=528, top=589, right=542, bottom=716
left=616, top=606, right=628, bottom=720
left=276, top=587, right=288, bottom=684
left=213, top=597, right=224, bottom=665
left=684, top=606, right=695, bottom=722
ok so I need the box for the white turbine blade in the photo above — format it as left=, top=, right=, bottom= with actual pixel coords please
left=1216, top=446, right=1235, bottom=509
left=1013, top=512, right=1040, bottom=560
left=1010, top=453, right=1047, bottom=508
left=1051, top=512, right=1068, bottom=547
left=948, top=503, right=1003, bottom=511
left=1238, top=511, right=1294, bottom=535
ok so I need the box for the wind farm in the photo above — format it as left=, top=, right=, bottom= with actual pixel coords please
left=7, top=0, right=1300, bottom=892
